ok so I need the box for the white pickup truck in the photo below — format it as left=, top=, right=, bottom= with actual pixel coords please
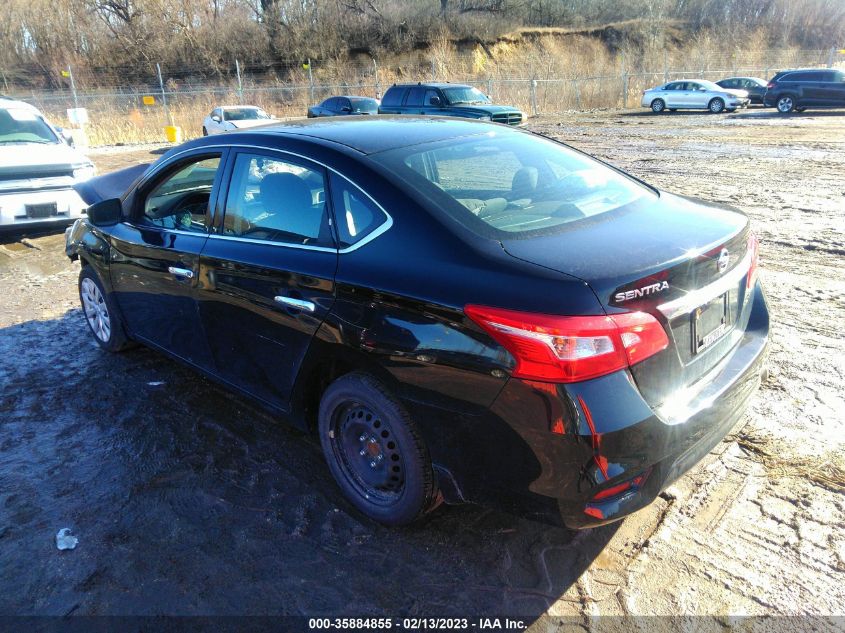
left=0, top=97, right=95, bottom=230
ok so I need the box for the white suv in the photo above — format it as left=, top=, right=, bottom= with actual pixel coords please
left=0, top=98, right=95, bottom=229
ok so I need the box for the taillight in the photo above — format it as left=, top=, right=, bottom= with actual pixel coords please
left=746, top=232, right=760, bottom=289
left=464, top=305, right=669, bottom=383
left=766, top=82, right=775, bottom=89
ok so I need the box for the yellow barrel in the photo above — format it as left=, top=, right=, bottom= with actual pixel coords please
left=164, top=125, right=182, bottom=143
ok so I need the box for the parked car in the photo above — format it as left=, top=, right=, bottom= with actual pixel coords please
left=202, top=106, right=273, bottom=135
left=66, top=117, right=768, bottom=528
left=763, top=68, right=845, bottom=113
left=307, top=96, right=379, bottom=118
left=0, top=97, right=95, bottom=231
left=716, top=77, right=768, bottom=104
left=378, top=83, right=524, bottom=125
left=641, top=80, right=750, bottom=113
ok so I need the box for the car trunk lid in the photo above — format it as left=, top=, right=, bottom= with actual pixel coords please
left=501, top=192, right=755, bottom=408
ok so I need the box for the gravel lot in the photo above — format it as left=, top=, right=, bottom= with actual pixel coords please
left=1, top=110, right=843, bottom=622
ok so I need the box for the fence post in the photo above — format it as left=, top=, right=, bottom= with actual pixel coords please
left=373, top=57, right=381, bottom=98
left=430, top=59, right=436, bottom=82
left=664, top=52, right=669, bottom=83
left=156, top=63, right=173, bottom=126
left=530, top=78, right=538, bottom=116
left=67, top=66, right=79, bottom=111
left=619, top=53, right=627, bottom=108
left=235, top=59, right=243, bottom=103
left=486, top=77, right=493, bottom=97
left=828, top=47, right=835, bottom=68
left=307, top=58, right=314, bottom=104
left=573, top=79, right=581, bottom=110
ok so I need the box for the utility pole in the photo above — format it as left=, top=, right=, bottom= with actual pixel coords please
left=68, top=66, right=79, bottom=111
left=307, top=58, right=314, bottom=104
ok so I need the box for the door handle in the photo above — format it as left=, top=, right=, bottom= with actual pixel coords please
left=274, top=296, right=316, bottom=313
left=168, top=266, right=194, bottom=279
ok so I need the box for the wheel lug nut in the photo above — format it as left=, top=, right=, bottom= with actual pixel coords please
left=359, top=449, right=367, bottom=456
left=359, top=434, right=366, bottom=442
left=369, top=461, right=377, bottom=468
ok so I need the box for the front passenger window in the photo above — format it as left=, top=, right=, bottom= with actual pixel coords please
left=222, top=153, right=333, bottom=247
left=142, top=156, right=220, bottom=232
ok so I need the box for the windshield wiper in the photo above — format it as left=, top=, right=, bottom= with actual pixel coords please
left=0, top=140, right=54, bottom=145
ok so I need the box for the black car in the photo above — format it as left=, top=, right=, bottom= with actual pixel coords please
left=378, top=83, right=523, bottom=125
left=716, top=77, right=768, bottom=104
left=763, top=68, right=845, bottom=113
left=307, top=96, right=379, bottom=118
left=66, top=117, right=769, bottom=528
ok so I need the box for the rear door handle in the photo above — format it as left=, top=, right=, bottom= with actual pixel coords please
left=168, top=266, right=194, bottom=279
left=274, top=296, right=315, bottom=312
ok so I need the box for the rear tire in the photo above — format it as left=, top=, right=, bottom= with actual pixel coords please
left=78, top=266, right=131, bottom=352
left=318, top=372, right=436, bottom=526
left=708, top=98, right=725, bottom=113
left=651, top=99, right=666, bottom=113
left=668, top=108, right=677, bottom=112
left=776, top=95, right=796, bottom=113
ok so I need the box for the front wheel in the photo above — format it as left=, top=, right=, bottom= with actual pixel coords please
left=651, top=99, right=666, bottom=113
left=777, top=96, right=796, bottom=113
left=708, top=98, right=725, bottom=113
left=79, top=267, right=132, bottom=352
left=318, top=372, right=436, bottom=526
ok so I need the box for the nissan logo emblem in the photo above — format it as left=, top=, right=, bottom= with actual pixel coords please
left=717, top=248, right=730, bottom=274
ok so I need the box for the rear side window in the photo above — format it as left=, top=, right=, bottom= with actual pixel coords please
left=381, top=87, right=406, bottom=107
left=222, top=153, right=333, bottom=247
left=406, top=87, right=426, bottom=107
left=328, top=173, right=389, bottom=249
left=141, top=156, right=220, bottom=232
left=782, top=72, right=819, bottom=82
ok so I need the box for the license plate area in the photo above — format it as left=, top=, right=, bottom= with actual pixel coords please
left=26, top=203, right=58, bottom=219
left=692, top=292, right=730, bottom=354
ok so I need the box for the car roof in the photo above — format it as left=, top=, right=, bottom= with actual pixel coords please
left=389, top=83, right=472, bottom=90
left=191, top=115, right=514, bottom=155
left=775, top=68, right=829, bottom=75
left=0, top=97, right=40, bottom=112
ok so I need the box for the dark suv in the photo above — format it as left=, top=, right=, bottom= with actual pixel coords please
left=378, top=82, right=524, bottom=125
left=763, top=68, right=845, bottom=113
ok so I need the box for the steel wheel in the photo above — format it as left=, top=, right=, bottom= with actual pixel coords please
left=777, top=96, right=795, bottom=113
left=709, top=98, right=725, bottom=113
left=651, top=99, right=665, bottom=113
left=80, top=277, right=111, bottom=343
left=329, top=402, right=405, bottom=505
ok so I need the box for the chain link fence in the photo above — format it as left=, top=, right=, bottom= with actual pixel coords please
left=1, top=48, right=841, bottom=145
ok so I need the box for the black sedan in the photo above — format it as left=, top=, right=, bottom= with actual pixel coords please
left=66, top=117, right=769, bottom=528
left=307, top=96, right=379, bottom=118
left=716, top=77, right=768, bottom=104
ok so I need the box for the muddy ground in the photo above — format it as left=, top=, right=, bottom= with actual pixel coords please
left=0, top=110, right=843, bottom=624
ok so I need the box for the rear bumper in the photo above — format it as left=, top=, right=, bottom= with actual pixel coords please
left=0, top=188, right=87, bottom=228
left=415, top=282, right=769, bottom=528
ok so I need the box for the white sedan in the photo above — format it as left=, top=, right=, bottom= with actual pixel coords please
left=641, top=80, right=750, bottom=113
left=202, top=106, right=274, bottom=135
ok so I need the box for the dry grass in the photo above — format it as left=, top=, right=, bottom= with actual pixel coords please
left=736, top=432, right=845, bottom=494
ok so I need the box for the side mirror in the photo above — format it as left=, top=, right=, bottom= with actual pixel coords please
left=56, top=127, right=75, bottom=146
left=211, top=115, right=221, bottom=123
left=87, top=198, right=122, bottom=227
left=429, top=96, right=441, bottom=107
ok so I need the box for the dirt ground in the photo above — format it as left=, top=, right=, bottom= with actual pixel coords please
left=1, top=109, right=843, bottom=624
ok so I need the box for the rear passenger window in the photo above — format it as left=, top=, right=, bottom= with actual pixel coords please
left=222, top=153, right=333, bottom=247
left=406, top=87, right=426, bottom=107
left=141, top=156, right=220, bottom=232
left=381, top=87, right=406, bottom=107
left=329, top=173, right=389, bottom=249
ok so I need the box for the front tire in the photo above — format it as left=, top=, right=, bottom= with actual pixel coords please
left=318, top=372, right=436, bottom=526
left=777, top=95, right=796, bottom=113
left=651, top=99, right=666, bottom=113
left=78, top=267, right=131, bottom=352
left=708, top=98, right=725, bottom=113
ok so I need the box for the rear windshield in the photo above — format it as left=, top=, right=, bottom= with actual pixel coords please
left=223, top=108, right=270, bottom=121
left=373, top=131, right=654, bottom=238
left=0, top=108, right=59, bottom=145
left=349, top=98, right=379, bottom=112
